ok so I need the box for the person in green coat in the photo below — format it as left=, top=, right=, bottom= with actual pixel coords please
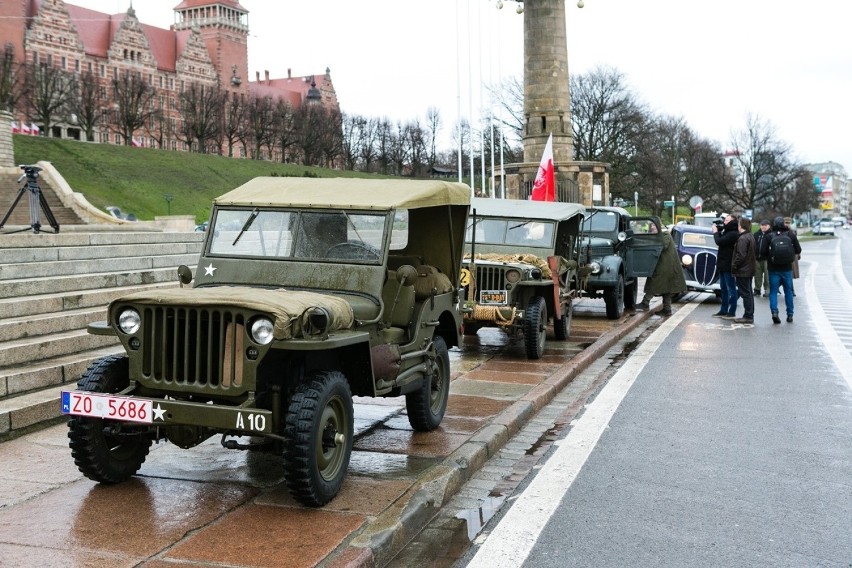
left=635, top=227, right=687, bottom=316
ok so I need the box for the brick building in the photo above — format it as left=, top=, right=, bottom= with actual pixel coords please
left=1, top=0, right=338, bottom=157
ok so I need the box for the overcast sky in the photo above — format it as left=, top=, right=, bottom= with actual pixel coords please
left=77, top=0, right=851, bottom=176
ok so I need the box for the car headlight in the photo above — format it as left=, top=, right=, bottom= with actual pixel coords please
left=589, top=261, right=601, bottom=274
left=118, top=308, right=141, bottom=334
left=250, top=317, right=275, bottom=345
left=530, top=268, right=542, bottom=280
left=506, top=269, right=521, bottom=284
left=681, top=254, right=693, bottom=266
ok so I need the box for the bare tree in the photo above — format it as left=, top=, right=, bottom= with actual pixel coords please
left=317, top=106, right=343, bottom=169
left=359, top=116, right=380, bottom=173
left=111, top=71, right=156, bottom=145
left=25, top=61, right=75, bottom=135
left=723, top=113, right=804, bottom=214
left=341, top=112, right=364, bottom=170
left=294, top=103, right=325, bottom=166
left=67, top=70, right=102, bottom=141
left=425, top=106, right=441, bottom=169
left=272, top=98, right=298, bottom=163
left=0, top=43, right=24, bottom=112
left=245, top=95, right=274, bottom=159
left=179, top=82, right=220, bottom=153
left=220, top=91, right=245, bottom=157
left=487, top=76, right=524, bottom=142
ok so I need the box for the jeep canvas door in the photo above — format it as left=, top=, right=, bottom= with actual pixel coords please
left=625, top=217, right=665, bottom=277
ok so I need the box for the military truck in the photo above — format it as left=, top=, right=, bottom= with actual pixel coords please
left=461, top=197, right=586, bottom=359
left=579, top=207, right=666, bottom=319
left=62, top=178, right=470, bottom=506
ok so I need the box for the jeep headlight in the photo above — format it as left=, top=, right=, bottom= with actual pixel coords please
left=530, top=268, right=542, bottom=280
left=250, top=317, right=275, bottom=345
left=118, top=308, right=141, bottom=334
left=506, top=269, right=521, bottom=284
left=589, top=261, right=602, bottom=275
left=681, top=254, right=693, bottom=266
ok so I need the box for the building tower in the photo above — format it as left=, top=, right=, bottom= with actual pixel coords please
left=172, top=0, right=249, bottom=95
left=507, top=0, right=608, bottom=205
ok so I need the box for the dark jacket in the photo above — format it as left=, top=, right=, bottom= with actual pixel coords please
left=759, top=216, right=802, bottom=272
left=713, top=218, right=740, bottom=272
left=732, top=231, right=756, bottom=278
left=643, top=232, right=688, bottom=296
left=753, top=229, right=771, bottom=261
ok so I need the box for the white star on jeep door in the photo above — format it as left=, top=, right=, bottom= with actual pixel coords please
left=204, top=263, right=216, bottom=276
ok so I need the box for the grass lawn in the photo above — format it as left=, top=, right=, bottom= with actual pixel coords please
left=13, top=136, right=384, bottom=222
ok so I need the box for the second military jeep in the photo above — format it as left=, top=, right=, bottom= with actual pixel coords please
left=461, top=197, right=586, bottom=359
left=579, top=207, right=666, bottom=319
left=62, top=178, right=470, bottom=506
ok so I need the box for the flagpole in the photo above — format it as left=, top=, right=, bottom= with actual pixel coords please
left=455, top=0, right=463, bottom=184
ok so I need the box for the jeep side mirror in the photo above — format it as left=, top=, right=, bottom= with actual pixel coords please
left=396, top=264, right=418, bottom=287
left=177, top=265, right=193, bottom=285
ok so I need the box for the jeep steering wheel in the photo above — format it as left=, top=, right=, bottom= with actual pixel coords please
left=324, top=240, right=380, bottom=260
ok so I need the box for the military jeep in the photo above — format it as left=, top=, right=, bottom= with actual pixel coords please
left=461, top=197, right=586, bottom=359
left=579, top=206, right=666, bottom=319
left=62, top=178, right=470, bottom=506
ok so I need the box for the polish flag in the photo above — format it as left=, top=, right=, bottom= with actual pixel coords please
left=131, top=137, right=142, bottom=147
left=11, top=121, right=19, bottom=133
left=20, top=122, right=31, bottom=134
left=30, top=123, right=39, bottom=135
left=530, top=133, right=555, bottom=202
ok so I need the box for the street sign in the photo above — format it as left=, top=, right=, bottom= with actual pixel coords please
left=663, top=200, right=675, bottom=207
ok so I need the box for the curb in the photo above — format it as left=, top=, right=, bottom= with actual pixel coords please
left=335, top=307, right=659, bottom=567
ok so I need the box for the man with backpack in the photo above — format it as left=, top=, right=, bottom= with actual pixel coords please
left=759, top=216, right=802, bottom=324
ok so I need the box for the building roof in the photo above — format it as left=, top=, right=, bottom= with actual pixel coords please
left=173, top=0, right=248, bottom=12
left=65, top=4, right=113, bottom=58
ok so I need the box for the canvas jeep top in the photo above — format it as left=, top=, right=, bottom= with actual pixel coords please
left=462, top=197, right=586, bottom=359
left=62, top=177, right=470, bottom=506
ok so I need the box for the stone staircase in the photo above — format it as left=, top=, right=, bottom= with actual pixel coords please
left=0, top=171, right=86, bottom=228
left=0, top=230, right=204, bottom=441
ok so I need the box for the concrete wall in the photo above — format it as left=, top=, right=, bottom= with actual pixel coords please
left=0, top=111, right=13, bottom=167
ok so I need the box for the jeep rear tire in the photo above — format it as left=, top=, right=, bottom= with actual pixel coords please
left=524, top=296, right=547, bottom=359
left=67, top=355, right=152, bottom=484
left=284, top=371, right=354, bottom=507
left=406, top=336, right=450, bottom=431
left=624, top=279, right=638, bottom=310
left=604, top=274, right=625, bottom=320
left=554, top=300, right=572, bottom=341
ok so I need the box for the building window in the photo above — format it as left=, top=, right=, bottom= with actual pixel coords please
left=75, top=59, right=80, bottom=72
left=100, top=64, right=105, bottom=77
left=61, top=56, right=66, bottom=69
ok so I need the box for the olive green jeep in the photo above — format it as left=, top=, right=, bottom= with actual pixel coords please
left=461, top=197, right=586, bottom=359
left=62, top=178, right=470, bottom=506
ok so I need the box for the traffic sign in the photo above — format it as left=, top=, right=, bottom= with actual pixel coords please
left=663, top=200, right=675, bottom=207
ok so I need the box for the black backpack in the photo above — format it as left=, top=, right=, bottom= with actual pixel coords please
left=769, top=232, right=795, bottom=264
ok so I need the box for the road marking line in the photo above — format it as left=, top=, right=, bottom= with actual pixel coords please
left=466, top=300, right=702, bottom=568
left=805, top=245, right=852, bottom=390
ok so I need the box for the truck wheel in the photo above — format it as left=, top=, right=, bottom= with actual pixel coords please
left=524, top=296, right=547, bottom=359
left=554, top=300, right=572, bottom=341
left=624, top=279, right=638, bottom=309
left=67, top=355, right=152, bottom=484
left=604, top=274, right=625, bottom=319
left=406, top=336, right=450, bottom=431
left=284, top=371, right=354, bottom=507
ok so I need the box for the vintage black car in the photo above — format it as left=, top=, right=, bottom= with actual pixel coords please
left=579, top=207, right=666, bottom=319
left=670, top=223, right=721, bottom=296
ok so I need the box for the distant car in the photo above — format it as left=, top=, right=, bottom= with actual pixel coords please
left=831, top=216, right=847, bottom=229
left=670, top=224, right=721, bottom=296
left=813, top=219, right=835, bottom=236
left=194, top=221, right=208, bottom=232
left=105, top=206, right=137, bottom=221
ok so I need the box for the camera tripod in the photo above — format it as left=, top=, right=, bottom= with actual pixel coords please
left=0, top=165, right=60, bottom=234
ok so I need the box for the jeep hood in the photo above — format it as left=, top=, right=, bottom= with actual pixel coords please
left=464, top=253, right=552, bottom=278
left=112, top=287, right=354, bottom=340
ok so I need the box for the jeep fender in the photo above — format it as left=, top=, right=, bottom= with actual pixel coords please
left=588, top=255, right=624, bottom=289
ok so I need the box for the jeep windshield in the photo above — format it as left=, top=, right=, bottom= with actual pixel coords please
left=208, top=208, right=390, bottom=263
left=466, top=218, right=555, bottom=247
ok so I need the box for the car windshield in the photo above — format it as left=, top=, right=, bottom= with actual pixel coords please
left=466, top=217, right=555, bottom=247
left=681, top=231, right=717, bottom=249
left=208, top=208, right=390, bottom=263
left=582, top=211, right=618, bottom=233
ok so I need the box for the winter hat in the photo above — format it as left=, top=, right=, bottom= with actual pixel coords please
left=773, top=216, right=785, bottom=229
left=760, top=219, right=770, bottom=225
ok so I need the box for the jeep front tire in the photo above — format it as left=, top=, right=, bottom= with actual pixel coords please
left=406, top=336, right=450, bottom=431
left=284, top=371, right=354, bottom=507
left=524, top=296, right=547, bottom=359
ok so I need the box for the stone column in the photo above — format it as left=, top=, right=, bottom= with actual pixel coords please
left=0, top=110, right=13, bottom=167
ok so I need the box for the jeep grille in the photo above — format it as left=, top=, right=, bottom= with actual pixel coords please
left=474, top=265, right=508, bottom=290
left=140, top=306, right=246, bottom=390
left=590, top=245, right=614, bottom=258
left=693, top=251, right=718, bottom=286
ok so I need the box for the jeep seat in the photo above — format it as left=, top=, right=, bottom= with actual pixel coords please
left=413, top=265, right=453, bottom=300
left=381, top=269, right=416, bottom=343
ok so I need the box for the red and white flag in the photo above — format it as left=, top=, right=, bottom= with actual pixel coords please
left=11, top=121, right=19, bottom=133
left=131, top=137, right=142, bottom=147
left=20, top=122, right=31, bottom=134
left=30, top=123, right=39, bottom=135
left=530, top=133, right=555, bottom=202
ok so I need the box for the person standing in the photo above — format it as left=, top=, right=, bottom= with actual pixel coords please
left=752, top=220, right=771, bottom=296
left=711, top=213, right=740, bottom=319
left=760, top=216, right=802, bottom=324
left=731, top=217, right=756, bottom=323
left=784, top=216, right=799, bottom=296
left=635, top=224, right=687, bottom=316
